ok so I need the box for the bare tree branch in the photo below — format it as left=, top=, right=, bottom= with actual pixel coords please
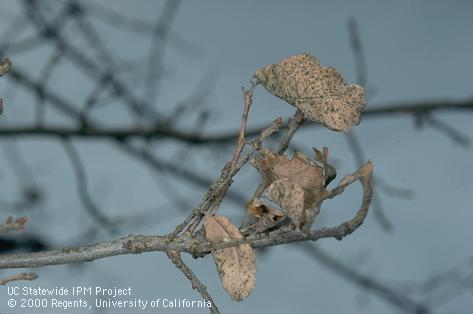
left=0, top=99, right=471, bottom=142
left=0, top=160, right=372, bottom=269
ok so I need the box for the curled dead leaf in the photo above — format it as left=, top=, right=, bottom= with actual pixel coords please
left=263, top=179, right=305, bottom=228
left=204, top=215, right=256, bottom=301
left=0, top=59, right=11, bottom=77
left=246, top=198, right=284, bottom=220
left=246, top=198, right=285, bottom=232
left=254, top=53, right=365, bottom=132
left=252, top=147, right=338, bottom=231
left=251, top=147, right=329, bottom=207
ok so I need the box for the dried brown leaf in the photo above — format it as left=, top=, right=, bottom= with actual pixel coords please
left=263, top=179, right=305, bottom=227
left=252, top=148, right=327, bottom=208
left=246, top=198, right=284, bottom=219
left=246, top=198, right=285, bottom=232
left=254, top=53, right=365, bottom=132
left=313, top=147, right=337, bottom=186
left=0, top=59, right=11, bottom=77
left=204, top=215, right=256, bottom=301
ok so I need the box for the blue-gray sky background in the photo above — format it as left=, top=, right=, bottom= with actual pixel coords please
left=1, top=1, right=472, bottom=313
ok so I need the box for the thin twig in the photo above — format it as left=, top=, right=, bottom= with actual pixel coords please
left=346, top=132, right=393, bottom=231
left=277, top=109, right=305, bottom=154
left=167, top=251, right=220, bottom=314
left=230, top=87, right=254, bottom=169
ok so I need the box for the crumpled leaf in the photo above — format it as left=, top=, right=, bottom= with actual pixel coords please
left=263, top=179, right=305, bottom=227
left=204, top=215, right=256, bottom=301
left=246, top=198, right=285, bottom=232
left=251, top=147, right=337, bottom=231
left=313, top=147, right=337, bottom=187
left=254, top=53, right=365, bottom=132
left=0, top=59, right=11, bottom=77
left=251, top=147, right=328, bottom=208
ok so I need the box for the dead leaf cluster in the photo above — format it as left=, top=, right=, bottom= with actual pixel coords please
left=250, top=147, right=336, bottom=232
left=202, top=53, right=372, bottom=305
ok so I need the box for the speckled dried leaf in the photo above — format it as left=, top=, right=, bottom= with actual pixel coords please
left=246, top=198, right=285, bottom=232
left=0, top=59, right=11, bottom=77
left=263, top=179, right=305, bottom=227
left=204, top=215, right=256, bottom=301
left=254, top=53, right=365, bottom=132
